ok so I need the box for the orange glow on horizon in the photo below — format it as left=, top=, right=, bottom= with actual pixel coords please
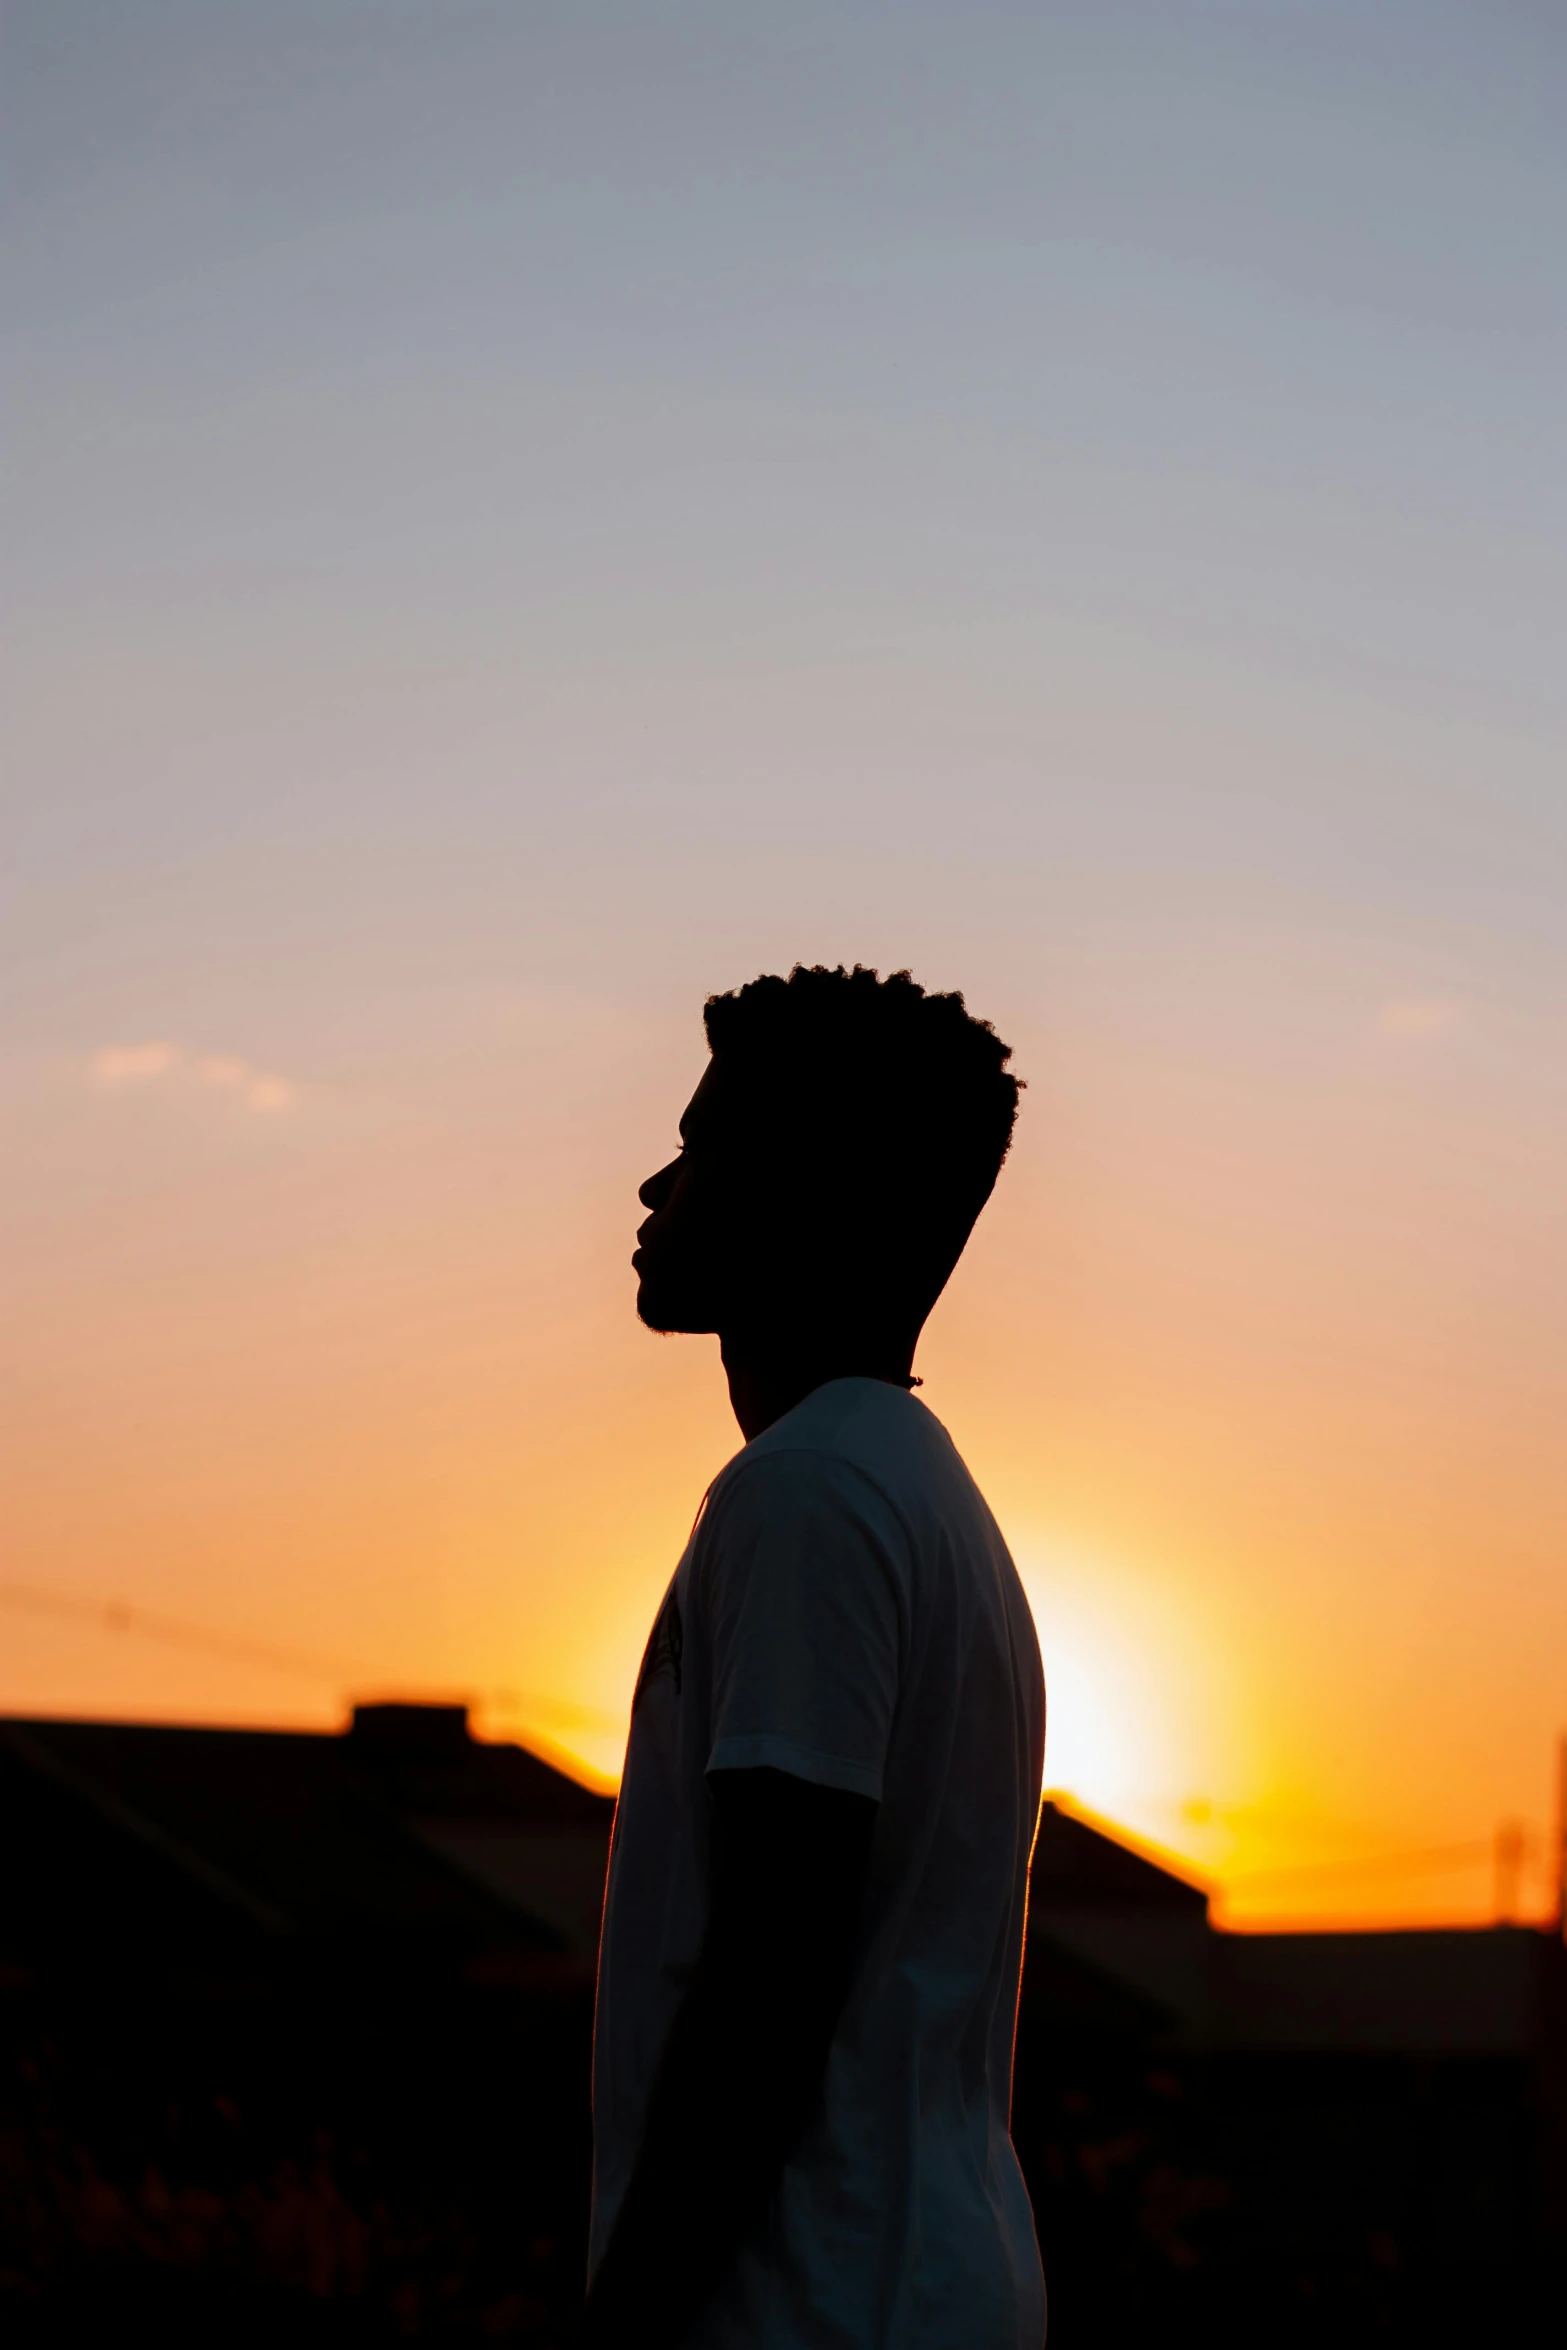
left=5, top=894, right=1564, bottom=1940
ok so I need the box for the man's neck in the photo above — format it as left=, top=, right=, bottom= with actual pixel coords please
left=720, top=1334, right=917, bottom=1444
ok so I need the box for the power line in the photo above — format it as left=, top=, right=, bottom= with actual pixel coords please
left=1156, top=1790, right=1557, bottom=1904
left=4, top=1579, right=368, bottom=1683
left=0, top=1579, right=621, bottom=1734
left=1222, top=1839, right=1495, bottom=1894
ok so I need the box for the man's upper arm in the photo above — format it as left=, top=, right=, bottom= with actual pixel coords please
left=702, top=1453, right=907, bottom=1803
left=706, top=1765, right=877, bottom=1944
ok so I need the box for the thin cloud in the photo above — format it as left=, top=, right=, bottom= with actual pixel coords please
left=92, top=1041, right=178, bottom=1083
left=1375, top=996, right=1472, bottom=1041
left=89, top=1042, right=296, bottom=1113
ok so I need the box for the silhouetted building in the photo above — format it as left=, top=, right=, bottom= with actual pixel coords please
left=0, top=1705, right=615, bottom=2344
left=1015, top=1798, right=1567, bottom=2344
left=0, top=1704, right=613, bottom=1987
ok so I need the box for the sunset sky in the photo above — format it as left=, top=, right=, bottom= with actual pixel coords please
left=5, top=3, right=1565, bottom=1927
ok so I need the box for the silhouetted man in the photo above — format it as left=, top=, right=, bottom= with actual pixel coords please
left=585, top=965, right=1046, bottom=2349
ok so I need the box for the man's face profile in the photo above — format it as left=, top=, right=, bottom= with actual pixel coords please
left=634, top=1059, right=748, bottom=1336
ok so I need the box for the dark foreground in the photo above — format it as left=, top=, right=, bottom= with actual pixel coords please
left=3, top=1711, right=1563, bottom=2345
left=4, top=1961, right=1560, bottom=2347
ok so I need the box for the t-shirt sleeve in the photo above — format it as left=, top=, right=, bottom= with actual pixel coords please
left=701, top=1450, right=907, bottom=1803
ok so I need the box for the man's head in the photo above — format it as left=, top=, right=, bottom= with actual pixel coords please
left=634, top=964, right=1021, bottom=1358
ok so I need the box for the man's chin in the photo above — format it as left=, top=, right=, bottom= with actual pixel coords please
left=635, top=1278, right=714, bottom=1336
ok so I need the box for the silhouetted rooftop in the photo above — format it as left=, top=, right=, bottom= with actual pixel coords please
left=1030, top=1799, right=1210, bottom=1918
left=0, top=1706, right=615, bottom=1975
left=1210, top=1925, right=1555, bottom=2055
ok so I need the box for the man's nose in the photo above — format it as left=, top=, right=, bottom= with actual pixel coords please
left=639, top=1158, right=679, bottom=1212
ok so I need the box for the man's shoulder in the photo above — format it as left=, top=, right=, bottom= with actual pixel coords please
left=706, top=1380, right=976, bottom=1536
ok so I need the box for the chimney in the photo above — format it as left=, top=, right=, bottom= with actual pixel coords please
left=349, top=1702, right=472, bottom=1757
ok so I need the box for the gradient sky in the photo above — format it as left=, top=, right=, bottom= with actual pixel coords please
left=5, top=2, right=1565, bottom=1925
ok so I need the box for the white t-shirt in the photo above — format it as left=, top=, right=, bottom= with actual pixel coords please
left=591, top=1377, right=1047, bottom=2350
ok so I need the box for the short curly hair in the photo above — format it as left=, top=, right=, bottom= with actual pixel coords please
left=702, top=964, right=1022, bottom=1324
